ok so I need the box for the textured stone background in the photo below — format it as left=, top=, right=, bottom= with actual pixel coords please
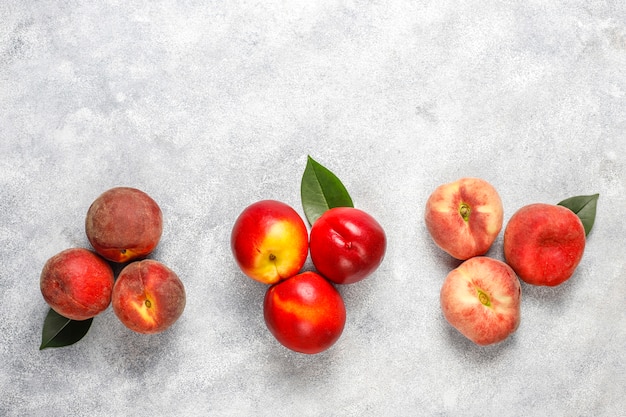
left=1, top=1, right=625, bottom=416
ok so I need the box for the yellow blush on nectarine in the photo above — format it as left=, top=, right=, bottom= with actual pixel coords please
left=231, top=200, right=309, bottom=285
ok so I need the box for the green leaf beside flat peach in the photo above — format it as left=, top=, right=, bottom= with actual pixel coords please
left=557, top=194, right=599, bottom=236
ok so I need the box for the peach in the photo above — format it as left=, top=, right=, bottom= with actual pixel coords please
left=263, top=271, right=346, bottom=354
left=85, top=187, right=163, bottom=263
left=425, top=177, right=503, bottom=260
left=504, top=203, right=586, bottom=286
left=440, top=256, right=521, bottom=346
left=112, top=260, right=186, bottom=334
left=40, top=248, right=114, bottom=321
left=231, top=200, right=309, bottom=284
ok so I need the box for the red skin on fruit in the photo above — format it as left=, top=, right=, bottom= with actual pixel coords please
left=425, top=177, right=503, bottom=260
left=112, top=260, right=186, bottom=334
left=85, top=187, right=163, bottom=263
left=40, top=248, right=114, bottom=321
left=440, top=257, right=521, bottom=346
left=263, top=271, right=346, bottom=354
left=309, top=207, right=386, bottom=284
left=231, top=200, right=309, bottom=285
left=504, top=203, right=586, bottom=286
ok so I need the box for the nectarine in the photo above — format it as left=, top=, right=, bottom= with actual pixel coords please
left=231, top=200, right=308, bottom=284
left=309, top=207, right=386, bottom=284
left=263, top=271, right=346, bottom=354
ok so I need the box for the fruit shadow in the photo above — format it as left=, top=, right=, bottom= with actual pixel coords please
left=440, top=269, right=582, bottom=362
left=106, top=253, right=164, bottom=280
left=428, top=243, right=465, bottom=272
left=518, top=270, right=580, bottom=307
left=271, top=341, right=339, bottom=364
left=106, top=319, right=184, bottom=378
left=106, top=254, right=163, bottom=279
left=442, top=321, right=518, bottom=362
left=108, top=260, right=127, bottom=279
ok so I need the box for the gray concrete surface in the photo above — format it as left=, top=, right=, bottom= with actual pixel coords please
left=1, top=1, right=625, bottom=416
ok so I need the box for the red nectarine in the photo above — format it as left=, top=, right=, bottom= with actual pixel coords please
left=263, top=271, right=346, bottom=354
left=309, top=207, right=386, bottom=284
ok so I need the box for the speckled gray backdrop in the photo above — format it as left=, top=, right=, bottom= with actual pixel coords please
left=1, top=1, right=625, bottom=416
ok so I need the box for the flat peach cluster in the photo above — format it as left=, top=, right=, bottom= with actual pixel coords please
left=231, top=200, right=386, bottom=354
left=40, top=187, right=186, bottom=335
left=425, top=178, right=588, bottom=346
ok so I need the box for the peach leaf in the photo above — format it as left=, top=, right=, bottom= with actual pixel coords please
left=40, top=308, right=93, bottom=350
left=557, top=194, right=599, bottom=236
left=301, top=155, right=353, bottom=225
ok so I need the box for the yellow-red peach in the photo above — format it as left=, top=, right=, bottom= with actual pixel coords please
left=504, top=203, right=586, bottom=286
left=40, top=248, right=114, bottom=320
left=85, top=187, right=163, bottom=263
left=425, top=177, right=503, bottom=260
left=112, top=260, right=186, bottom=334
left=231, top=200, right=308, bottom=285
left=440, top=256, right=521, bottom=346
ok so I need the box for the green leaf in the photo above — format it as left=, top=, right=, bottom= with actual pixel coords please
left=557, top=194, right=599, bottom=236
left=301, top=155, right=354, bottom=225
left=40, top=308, right=93, bottom=350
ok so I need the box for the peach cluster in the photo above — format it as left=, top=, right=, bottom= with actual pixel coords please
left=231, top=200, right=386, bottom=354
left=425, top=178, right=589, bottom=346
left=40, top=187, right=185, bottom=336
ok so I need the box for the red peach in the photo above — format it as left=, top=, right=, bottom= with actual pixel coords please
left=440, top=256, right=521, bottom=346
left=85, top=187, right=163, bottom=263
left=231, top=200, right=309, bottom=285
left=309, top=207, right=386, bottom=284
left=112, top=260, right=186, bottom=334
left=504, top=203, right=586, bottom=286
left=425, top=177, right=503, bottom=260
left=263, top=271, right=346, bottom=354
left=40, top=248, right=114, bottom=321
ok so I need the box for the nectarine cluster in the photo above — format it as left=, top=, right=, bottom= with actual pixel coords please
left=40, top=187, right=185, bottom=346
left=231, top=182, right=386, bottom=354
left=425, top=177, right=596, bottom=346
